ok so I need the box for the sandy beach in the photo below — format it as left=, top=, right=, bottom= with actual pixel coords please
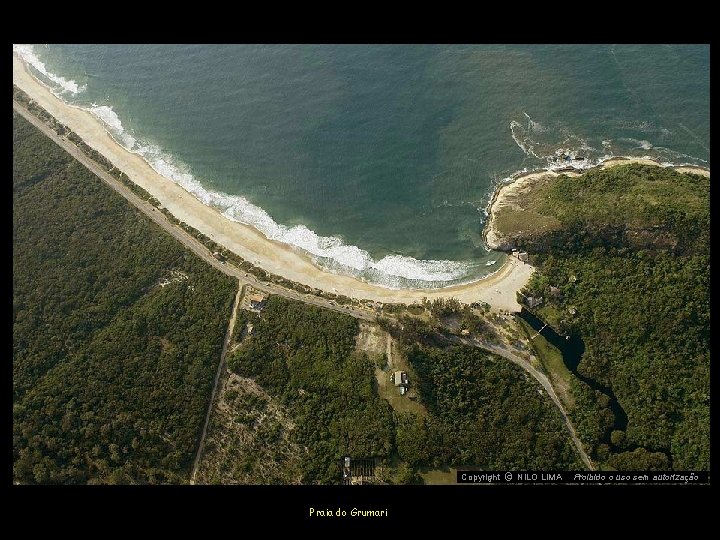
left=484, top=157, right=710, bottom=250
left=13, top=54, right=535, bottom=312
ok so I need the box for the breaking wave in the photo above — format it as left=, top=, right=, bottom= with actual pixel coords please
left=13, top=45, right=490, bottom=289
left=86, top=103, right=481, bottom=288
left=510, top=119, right=542, bottom=159
left=509, top=111, right=708, bottom=172
left=13, top=44, right=86, bottom=95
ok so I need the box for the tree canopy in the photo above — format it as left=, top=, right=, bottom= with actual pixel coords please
left=518, top=164, right=709, bottom=470
left=13, top=113, right=238, bottom=483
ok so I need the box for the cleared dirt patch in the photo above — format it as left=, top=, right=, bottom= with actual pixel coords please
left=355, top=321, right=386, bottom=357
left=356, top=322, right=426, bottom=416
left=195, top=372, right=304, bottom=484
left=419, top=466, right=459, bottom=485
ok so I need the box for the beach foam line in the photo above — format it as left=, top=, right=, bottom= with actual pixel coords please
left=84, top=103, right=477, bottom=286
left=15, top=48, right=709, bottom=309
left=14, top=45, right=481, bottom=288
left=13, top=44, right=85, bottom=96
left=12, top=51, right=539, bottom=311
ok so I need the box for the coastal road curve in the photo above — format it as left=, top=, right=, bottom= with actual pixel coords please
left=13, top=100, right=377, bottom=323
left=450, top=334, right=594, bottom=470
left=16, top=100, right=591, bottom=473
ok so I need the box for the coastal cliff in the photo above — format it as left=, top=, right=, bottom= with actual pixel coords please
left=484, top=170, right=563, bottom=251
left=484, top=160, right=709, bottom=255
left=498, top=161, right=710, bottom=471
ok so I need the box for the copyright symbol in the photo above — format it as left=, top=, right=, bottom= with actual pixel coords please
left=505, top=472, right=513, bottom=482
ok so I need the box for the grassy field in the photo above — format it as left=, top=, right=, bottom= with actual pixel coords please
left=517, top=317, right=575, bottom=409
left=493, top=175, right=562, bottom=237
left=419, top=466, right=458, bottom=485
left=356, top=322, right=427, bottom=417
left=494, top=208, right=562, bottom=237
left=375, top=338, right=427, bottom=417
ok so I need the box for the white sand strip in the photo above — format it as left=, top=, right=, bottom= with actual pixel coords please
left=13, top=54, right=534, bottom=312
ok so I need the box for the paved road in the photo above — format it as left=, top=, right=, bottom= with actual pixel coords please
left=16, top=100, right=592, bottom=473
left=14, top=100, right=377, bottom=323
left=190, top=282, right=244, bottom=484
left=450, top=334, right=595, bottom=470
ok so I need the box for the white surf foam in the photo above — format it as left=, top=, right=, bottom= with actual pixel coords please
left=13, top=49, right=477, bottom=288
left=510, top=120, right=542, bottom=159
left=523, top=111, right=546, bottom=133
left=507, top=115, right=710, bottom=175
left=89, top=105, right=137, bottom=148
left=84, top=98, right=476, bottom=287
left=13, top=44, right=86, bottom=95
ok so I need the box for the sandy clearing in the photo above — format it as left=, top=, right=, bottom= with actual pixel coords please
left=673, top=166, right=711, bottom=177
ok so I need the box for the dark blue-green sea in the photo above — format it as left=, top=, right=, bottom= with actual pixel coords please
left=14, top=44, right=709, bottom=288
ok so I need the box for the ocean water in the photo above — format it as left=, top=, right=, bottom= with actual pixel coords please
left=14, top=44, right=710, bottom=288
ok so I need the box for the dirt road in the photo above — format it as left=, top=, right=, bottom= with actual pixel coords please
left=451, top=335, right=594, bottom=470
left=190, top=282, right=244, bottom=484
left=15, top=99, right=592, bottom=474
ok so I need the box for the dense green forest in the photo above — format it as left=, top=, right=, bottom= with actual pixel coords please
left=397, top=343, right=582, bottom=470
left=12, top=107, right=582, bottom=485
left=13, top=113, right=238, bottom=483
left=224, top=296, right=581, bottom=483
left=515, top=164, right=710, bottom=470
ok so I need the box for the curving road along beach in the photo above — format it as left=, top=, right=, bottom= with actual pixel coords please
left=13, top=54, right=534, bottom=312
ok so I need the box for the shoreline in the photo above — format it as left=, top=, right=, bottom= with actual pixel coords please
left=484, top=157, right=710, bottom=251
left=13, top=46, right=495, bottom=292
left=13, top=53, right=534, bottom=312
